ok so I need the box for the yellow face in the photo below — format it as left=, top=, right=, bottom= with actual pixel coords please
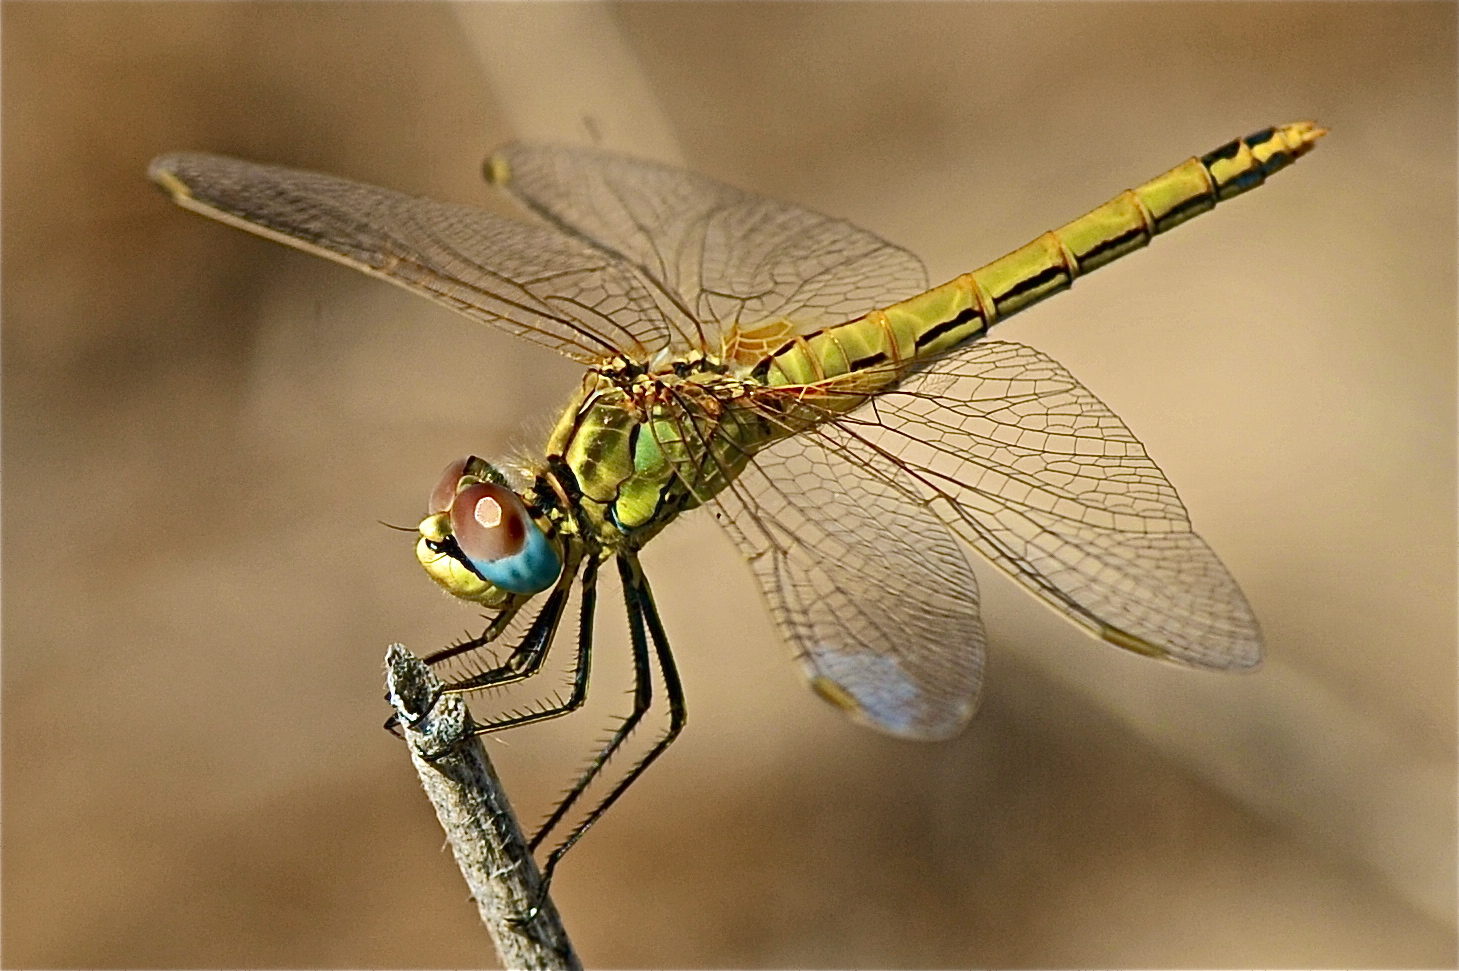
left=415, top=511, right=515, bottom=607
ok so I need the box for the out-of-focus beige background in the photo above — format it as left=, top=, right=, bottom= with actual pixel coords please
left=4, top=3, right=1454, bottom=967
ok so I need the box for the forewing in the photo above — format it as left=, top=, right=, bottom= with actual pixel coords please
left=841, top=341, right=1263, bottom=669
left=490, top=144, right=929, bottom=350
left=149, top=152, right=681, bottom=362
left=710, top=424, right=986, bottom=740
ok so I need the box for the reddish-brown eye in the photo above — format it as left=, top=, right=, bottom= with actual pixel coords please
left=429, top=457, right=471, bottom=514
left=450, top=481, right=529, bottom=563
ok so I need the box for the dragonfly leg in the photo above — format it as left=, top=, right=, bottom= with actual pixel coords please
left=530, top=553, right=686, bottom=890
left=525, top=553, right=656, bottom=858
left=437, top=551, right=583, bottom=695
left=462, top=556, right=599, bottom=736
left=423, top=597, right=527, bottom=666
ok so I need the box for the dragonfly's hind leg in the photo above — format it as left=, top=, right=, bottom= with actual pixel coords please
left=529, top=552, right=686, bottom=887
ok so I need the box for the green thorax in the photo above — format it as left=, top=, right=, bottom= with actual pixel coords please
left=546, top=362, right=778, bottom=546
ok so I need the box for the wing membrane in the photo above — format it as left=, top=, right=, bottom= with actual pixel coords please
left=829, top=341, right=1263, bottom=669
left=491, top=144, right=930, bottom=350
left=149, top=152, right=682, bottom=362
left=709, top=424, right=986, bottom=740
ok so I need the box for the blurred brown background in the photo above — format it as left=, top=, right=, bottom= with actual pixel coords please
left=3, top=3, right=1454, bottom=967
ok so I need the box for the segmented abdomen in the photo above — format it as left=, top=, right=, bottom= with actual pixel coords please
left=753, top=121, right=1325, bottom=400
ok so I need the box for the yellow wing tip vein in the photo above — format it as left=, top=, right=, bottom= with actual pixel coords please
left=1099, top=625, right=1171, bottom=660
left=483, top=153, right=513, bottom=188
left=147, top=157, right=195, bottom=203
left=808, top=675, right=864, bottom=716
left=1099, top=624, right=1264, bottom=671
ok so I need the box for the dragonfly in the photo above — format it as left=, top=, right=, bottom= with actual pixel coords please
left=149, top=121, right=1323, bottom=885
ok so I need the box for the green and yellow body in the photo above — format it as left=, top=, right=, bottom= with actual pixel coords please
left=546, top=122, right=1325, bottom=550
left=546, top=367, right=774, bottom=544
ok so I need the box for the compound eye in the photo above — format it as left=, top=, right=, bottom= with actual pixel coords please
left=446, top=481, right=562, bottom=595
left=429, top=457, right=472, bottom=515
left=450, top=482, right=529, bottom=564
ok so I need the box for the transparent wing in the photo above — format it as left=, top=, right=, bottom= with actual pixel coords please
left=490, top=143, right=930, bottom=352
left=149, top=152, right=687, bottom=362
left=829, top=341, right=1263, bottom=669
left=708, top=424, right=986, bottom=740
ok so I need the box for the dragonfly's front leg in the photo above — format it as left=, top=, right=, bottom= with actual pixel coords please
left=385, top=588, right=532, bottom=736
left=401, top=555, right=596, bottom=767
left=436, top=549, right=583, bottom=695
left=423, top=598, right=528, bottom=666
left=382, top=600, right=530, bottom=736
left=462, top=556, right=599, bottom=736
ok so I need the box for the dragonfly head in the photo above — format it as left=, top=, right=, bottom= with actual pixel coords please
left=416, top=456, right=562, bottom=605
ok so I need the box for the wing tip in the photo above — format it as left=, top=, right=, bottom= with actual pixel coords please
left=1099, top=624, right=1169, bottom=659
left=807, top=673, right=979, bottom=742
left=483, top=151, right=512, bottom=188
left=1100, top=624, right=1264, bottom=671
left=147, top=153, right=196, bottom=202
left=808, top=674, right=862, bottom=715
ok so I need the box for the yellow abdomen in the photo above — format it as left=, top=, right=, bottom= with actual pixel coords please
left=753, top=122, right=1325, bottom=402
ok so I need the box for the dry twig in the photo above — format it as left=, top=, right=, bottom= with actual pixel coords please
left=385, top=644, right=581, bottom=971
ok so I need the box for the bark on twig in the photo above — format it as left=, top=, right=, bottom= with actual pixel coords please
left=385, top=645, right=581, bottom=971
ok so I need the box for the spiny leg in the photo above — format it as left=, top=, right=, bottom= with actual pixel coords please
left=528, top=552, right=657, bottom=855
left=385, top=581, right=539, bottom=736
left=535, top=552, right=687, bottom=888
left=464, top=556, right=600, bottom=735
left=437, top=551, right=582, bottom=695
left=402, top=577, right=573, bottom=756
left=423, top=597, right=526, bottom=666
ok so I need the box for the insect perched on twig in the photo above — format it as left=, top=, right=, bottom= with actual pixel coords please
left=150, top=121, right=1324, bottom=887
